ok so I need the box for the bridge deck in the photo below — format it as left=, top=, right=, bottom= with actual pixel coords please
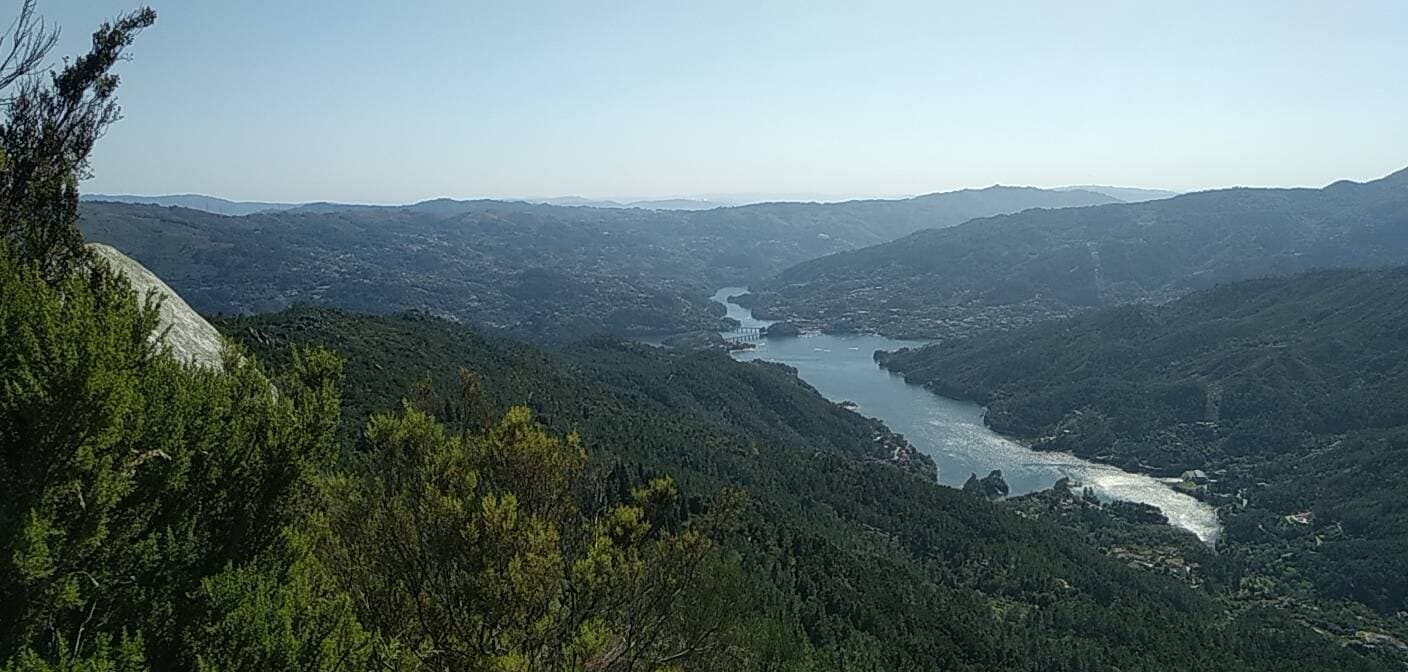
left=723, top=326, right=764, bottom=342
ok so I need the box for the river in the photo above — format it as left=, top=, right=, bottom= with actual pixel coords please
left=713, top=287, right=1222, bottom=544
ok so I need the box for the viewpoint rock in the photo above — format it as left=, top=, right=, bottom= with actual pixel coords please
left=88, top=243, right=225, bottom=370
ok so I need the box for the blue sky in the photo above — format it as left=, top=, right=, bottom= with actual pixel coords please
left=45, top=1, right=1408, bottom=203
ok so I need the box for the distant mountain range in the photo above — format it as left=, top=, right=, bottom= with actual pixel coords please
left=1055, top=185, right=1180, bottom=203
left=740, top=166, right=1408, bottom=338
left=81, top=193, right=819, bottom=214
left=81, top=193, right=301, bottom=216
left=79, top=184, right=1117, bottom=342
left=529, top=196, right=728, bottom=210
left=83, top=183, right=1178, bottom=216
left=533, top=186, right=1180, bottom=211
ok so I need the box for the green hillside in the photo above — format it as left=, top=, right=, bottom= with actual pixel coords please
left=876, top=267, right=1408, bottom=619
left=204, top=306, right=1402, bottom=670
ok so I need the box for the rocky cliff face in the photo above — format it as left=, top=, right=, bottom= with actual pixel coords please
left=87, top=243, right=225, bottom=370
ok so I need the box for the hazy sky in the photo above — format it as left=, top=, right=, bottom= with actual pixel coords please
left=43, top=1, right=1408, bottom=203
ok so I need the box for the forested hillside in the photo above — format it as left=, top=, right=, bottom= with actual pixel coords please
left=742, top=167, right=1408, bottom=338
left=4, top=249, right=778, bottom=669
left=14, top=232, right=1405, bottom=669
left=78, top=186, right=1114, bottom=342
left=208, top=306, right=1402, bottom=670
left=876, top=267, right=1408, bottom=622
left=16, top=246, right=1395, bottom=669
left=219, top=307, right=937, bottom=482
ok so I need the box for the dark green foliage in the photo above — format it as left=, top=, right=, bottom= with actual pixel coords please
left=0, top=247, right=343, bottom=668
left=962, top=470, right=1009, bottom=499
left=79, top=201, right=732, bottom=342
left=218, top=308, right=936, bottom=481
left=0, top=250, right=749, bottom=670
left=6, top=5, right=1404, bottom=664
left=1231, top=427, right=1408, bottom=616
left=879, top=267, right=1408, bottom=620
left=879, top=268, right=1408, bottom=466
left=217, top=306, right=1400, bottom=670
left=763, top=321, right=801, bottom=337
left=189, top=549, right=373, bottom=672
left=746, top=168, right=1408, bottom=338
left=305, top=405, right=749, bottom=670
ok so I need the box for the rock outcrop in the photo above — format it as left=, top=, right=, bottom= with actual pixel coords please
left=963, top=470, right=1009, bottom=499
left=88, top=243, right=225, bottom=370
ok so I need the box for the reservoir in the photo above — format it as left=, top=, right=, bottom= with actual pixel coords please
left=714, top=287, right=1222, bottom=544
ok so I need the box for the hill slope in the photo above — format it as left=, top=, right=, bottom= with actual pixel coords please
left=214, top=306, right=1402, bottom=669
left=743, top=167, right=1408, bottom=338
left=79, top=186, right=1115, bottom=342
left=79, top=203, right=732, bottom=342
left=875, top=267, right=1408, bottom=618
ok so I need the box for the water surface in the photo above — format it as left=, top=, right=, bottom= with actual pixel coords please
left=715, top=287, right=1221, bottom=544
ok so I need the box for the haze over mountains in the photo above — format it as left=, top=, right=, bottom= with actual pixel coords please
left=84, top=183, right=1171, bottom=216
left=1054, top=185, right=1180, bottom=203
left=742, top=166, right=1408, bottom=338
left=85, top=166, right=1408, bottom=347
left=79, top=184, right=1117, bottom=341
left=80, top=193, right=301, bottom=216
left=532, top=196, right=729, bottom=210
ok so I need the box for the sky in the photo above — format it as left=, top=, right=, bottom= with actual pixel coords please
left=41, top=1, right=1408, bottom=204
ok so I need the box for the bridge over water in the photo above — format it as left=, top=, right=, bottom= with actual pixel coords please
left=723, top=326, right=763, bottom=343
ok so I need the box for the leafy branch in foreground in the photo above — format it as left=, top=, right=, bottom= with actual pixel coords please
left=303, top=402, right=747, bottom=671
left=0, top=5, right=155, bottom=279
left=0, top=242, right=344, bottom=669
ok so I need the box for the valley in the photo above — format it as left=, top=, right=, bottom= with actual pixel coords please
left=64, top=168, right=1408, bottom=664
left=714, top=288, right=1222, bottom=543
left=50, top=170, right=1408, bottom=667
left=5, top=3, right=1408, bottom=666
left=874, top=267, right=1408, bottom=624
left=77, top=186, right=1115, bottom=343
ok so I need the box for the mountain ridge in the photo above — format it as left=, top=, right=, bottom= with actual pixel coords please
left=741, top=165, right=1408, bottom=338
left=81, top=193, right=301, bottom=216
left=78, top=185, right=1119, bottom=342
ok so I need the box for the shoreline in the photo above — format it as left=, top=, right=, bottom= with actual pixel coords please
left=715, top=287, right=1222, bottom=545
left=875, top=355, right=1226, bottom=537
